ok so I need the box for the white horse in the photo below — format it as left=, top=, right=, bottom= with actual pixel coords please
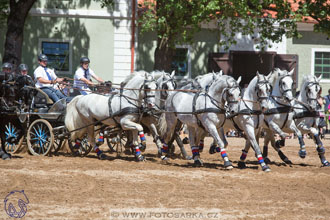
left=212, top=72, right=272, bottom=171
left=65, top=71, right=158, bottom=161
left=159, top=74, right=241, bottom=169
left=237, top=68, right=300, bottom=167
left=262, top=75, right=330, bottom=167
left=135, top=70, right=178, bottom=155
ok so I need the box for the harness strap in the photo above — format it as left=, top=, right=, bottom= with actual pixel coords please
left=193, top=92, right=204, bottom=129
left=293, top=111, right=319, bottom=119
left=263, top=106, right=292, bottom=115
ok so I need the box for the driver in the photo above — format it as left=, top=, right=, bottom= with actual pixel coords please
left=73, top=57, right=104, bottom=95
left=33, top=54, right=70, bottom=103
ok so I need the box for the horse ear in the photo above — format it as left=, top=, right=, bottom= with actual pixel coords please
left=219, top=70, right=223, bottom=76
left=170, top=70, right=175, bottom=78
left=237, top=76, right=242, bottom=84
left=151, top=71, right=155, bottom=79
left=288, top=68, right=294, bottom=76
left=256, top=71, right=260, bottom=78
left=317, top=74, right=322, bottom=82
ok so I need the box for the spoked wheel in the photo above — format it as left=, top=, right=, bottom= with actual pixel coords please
left=68, top=135, right=92, bottom=157
left=27, top=119, right=54, bottom=156
left=106, top=132, right=128, bottom=156
left=4, top=122, right=24, bottom=154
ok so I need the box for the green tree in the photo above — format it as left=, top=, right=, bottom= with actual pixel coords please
left=138, top=0, right=329, bottom=72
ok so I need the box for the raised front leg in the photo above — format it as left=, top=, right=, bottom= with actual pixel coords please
left=202, top=118, right=233, bottom=170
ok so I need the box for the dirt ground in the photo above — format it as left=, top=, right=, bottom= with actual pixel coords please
left=1, top=135, right=330, bottom=220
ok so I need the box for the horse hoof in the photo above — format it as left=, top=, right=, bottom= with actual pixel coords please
left=264, top=157, right=271, bottom=164
left=262, top=165, right=271, bottom=172
left=284, top=158, right=293, bottom=165
left=193, top=157, right=203, bottom=167
left=136, top=154, right=145, bottom=162
left=186, top=156, right=193, bottom=160
left=298, top=150, right=307, bottom=159
left=238, top=161, right=246, bottom=169
left=209, top=145, right=217, bottom=154
left=322, top=161, right=330, bottom=167
left=98, top=153, right=107, bottom=160
left=182, top=137, right=189, bottom=144
left=160, top=155, right=169, bottom=161
left=224, top=161, right=233, bottom=169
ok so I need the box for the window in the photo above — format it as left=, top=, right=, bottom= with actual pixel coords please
left=314, top=52, right=330, bottom=79
left=312, top=48, right=330, bottom=81
left=171, top=46, right=191, bottom=78
left=39, top=39, right=72, bottom=76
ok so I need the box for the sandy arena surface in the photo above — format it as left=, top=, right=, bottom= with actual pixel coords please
left=1, top=135, right=330, bottom=220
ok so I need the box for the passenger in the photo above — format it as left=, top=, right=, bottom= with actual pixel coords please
left=17, top=64, right=34, bottom=85
left=73, top=57, right=104, bottom=95
left=33, top=54, right=71, bottom=103
left=1, top=62, right=15, bottom=81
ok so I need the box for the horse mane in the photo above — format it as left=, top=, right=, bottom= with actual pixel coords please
left=121, top=71, right=147, bottom=87
left=150, top=70, right=167, bottom=80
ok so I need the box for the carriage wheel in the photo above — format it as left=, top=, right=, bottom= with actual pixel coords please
left=106, top=133, right=128, bottom=156
left=4, top=122, right=24, bottom=154
left=27, top=119, right=54, bottom=156
left=68, top=135, right=92, bottom=157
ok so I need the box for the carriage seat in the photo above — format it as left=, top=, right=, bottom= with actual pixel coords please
left=33, top=88, right=54, bottom=107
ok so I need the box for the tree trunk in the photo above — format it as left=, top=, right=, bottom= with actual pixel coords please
left=2, top=0, right=36, bottom=68
left=154, top=39, right=176, bottom=71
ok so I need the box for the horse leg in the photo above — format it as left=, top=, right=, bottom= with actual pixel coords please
left=87, top=126, right=106, bottom=160
left=159, top=113, right=178, bottom=161
left=244, top=126, right=270, bottom=172
left=209, top=127, right=227, bottom=154
left=288, top=121, right=307, bottom=159
left=120, top=119, right=145, bottom=161
left=149, top=123, right=163, bottom=156
left=203, top=120, right=233, bottom=169
left=308, top=126, right=330, bottom=167
left=188, top=126, right=203, bottom=167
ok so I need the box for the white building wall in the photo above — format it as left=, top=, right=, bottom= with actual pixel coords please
left=220, top=33, right=287, bottom=54
left=112, top=0, right=136, bottom=83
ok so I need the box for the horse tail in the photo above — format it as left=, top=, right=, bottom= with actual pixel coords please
left=65, top=95, right=83, bottom=140
left=158, top=113, right=167, bottom=138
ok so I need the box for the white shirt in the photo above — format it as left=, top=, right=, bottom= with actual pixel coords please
left=34, top=65, right=57, bottom=88
left=73, top=66, right=96, bottom=90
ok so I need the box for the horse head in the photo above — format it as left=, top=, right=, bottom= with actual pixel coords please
left=219, top=75, right=241, bottom=114
left=300, top=75, right=322, bottom=110
left=142, top=72, right=158, bottom=109
left=255, top=71, right=272, bottom=112
left=271, top=68, right=294, bottom=102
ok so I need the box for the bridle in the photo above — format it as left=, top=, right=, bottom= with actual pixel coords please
left=222, top=79, right=241, bottom=105
left=255, top=76, right=272, bottom=101
left=278, top=74, right=293, bottom=98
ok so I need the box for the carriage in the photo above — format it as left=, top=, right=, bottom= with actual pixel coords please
left=0, top=71, right=69, bottom=156
left=0, top=70, right=187, bottom=160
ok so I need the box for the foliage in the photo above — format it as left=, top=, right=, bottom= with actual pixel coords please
left=0, top=0, right=9, bottom=27
left=297, top=0, right=330, bottom=36
left=94, top=0, right=115, bottom=9
left=138, top=0, right=330, bottom=51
